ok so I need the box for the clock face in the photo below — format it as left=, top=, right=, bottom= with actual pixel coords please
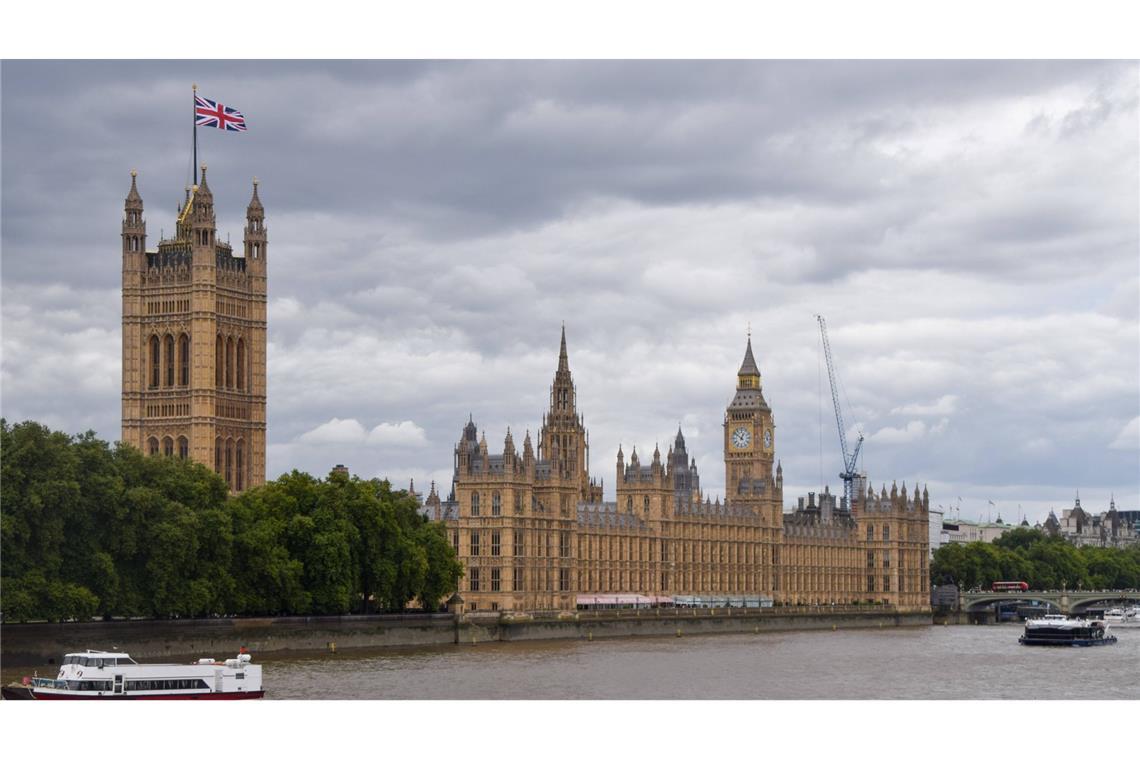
left=763, top=429, right=772, bottom=449
left=731, top=427, right=752, bottom=449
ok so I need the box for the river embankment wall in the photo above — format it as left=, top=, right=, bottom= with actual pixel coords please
left=1, top=608, right=932, bottom=666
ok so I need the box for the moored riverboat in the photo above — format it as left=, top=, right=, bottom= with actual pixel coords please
left=1018, top=614, right=1117, bottom=647
left=1, top=649, right=264, bottom=700
left=1102, top=606, right=1140, bottom=628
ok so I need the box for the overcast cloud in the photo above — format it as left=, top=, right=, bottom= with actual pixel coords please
left=2, top=60, right=1137, bottom=526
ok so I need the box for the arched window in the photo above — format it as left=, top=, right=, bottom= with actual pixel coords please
left=225, top=337, right=234, bottom=388
left=215, top=437, right=222, bottom=473
left=178, top=334, right=190, bottom=386
left=215, top=336, right=223, bottom=387
left=626, top=496, right=633, bottom=511
left=236, top=339, right=245, bottom=390
left=164, top=335, right=175, bottom=387
left=225, top=438, right=233, bottom=488
left=178, top=436, right=189, bottom=459
left=162, top=436, right=173, bottom=457
left=471, top=492, right=480, bottom=517
left=148, top=437, right=159, bottom=456
left=866, top=525, right=874, bottom=541
left=644, top=496, right=650, bottom=513
left=235, top=439, right=244, bottom=491
left=492, top=491, right=501, bottom=516
left=149, top=336, right=160, bottom=388
left=883, top=525, right=890, bottom=542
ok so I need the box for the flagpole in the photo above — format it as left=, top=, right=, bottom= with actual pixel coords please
left=192, top=83, right=198, bottom=186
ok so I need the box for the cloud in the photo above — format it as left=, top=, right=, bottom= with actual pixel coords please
left=868, top=420, right=928, bottom=445
left=298, top=417, right=367, bottom=444
left=366, top=421, right=429, bottom=447
left=1108, top=417, right=1139, bottom=451
left=891, top=395, right=958, bottom=416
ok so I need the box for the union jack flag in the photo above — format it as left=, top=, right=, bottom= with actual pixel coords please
left=195, top=95, right=247, bottom=132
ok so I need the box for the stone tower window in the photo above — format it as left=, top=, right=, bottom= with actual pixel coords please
left=236, top=339, right=245, bottom=390
left=225, top=337, right=234, bottom=388
left=491, top=491, right=501, bottom=516
left=149, top=336, right=161, bottom=388
left=178, top=334, right=190, bottom=386
left=215, top=436, right=223, bottom=473
left=164, top=335, right=174, bottom=387
left=866, top=524, right=874, bottom=541
left=162, top=436, right=173, bottom=457
left=215, top=336, right=224, bottom=388
left=883, top=525, right=890, bottom=542
left=236, top=439, right=244, bottom=491
left=178, top=436, right=189, bottom=460
left=148, top=437, right=159, bottom=456
left=471, top=492, right=480, bottom=516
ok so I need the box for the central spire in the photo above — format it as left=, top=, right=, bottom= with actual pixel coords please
left=558, top=322, right=569, bottom=373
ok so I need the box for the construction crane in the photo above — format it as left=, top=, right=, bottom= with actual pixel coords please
left=816, top=315, right=864, bottom=511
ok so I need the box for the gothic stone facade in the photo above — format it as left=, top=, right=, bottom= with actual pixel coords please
left=120, top=166, right=267, bottom=491
left=426, top=329, right=930, bottom=613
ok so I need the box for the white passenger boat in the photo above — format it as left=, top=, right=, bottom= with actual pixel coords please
left=1102, top=607, right=1140, bottom=627
left=1019, top=614, right=1117, bottom=647
left=1, top=649, right=264, bottom=700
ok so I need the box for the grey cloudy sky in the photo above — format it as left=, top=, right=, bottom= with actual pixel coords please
left=2, top=60, right=1137, bottom=526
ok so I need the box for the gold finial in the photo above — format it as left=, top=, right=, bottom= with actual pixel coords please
left=130, top=169, right=137, bottom=178
left=252, top=176, right=259, bottom=186
left=200, top=162, right=207, bottom=172
left=192, top=184, right=199, bottom=192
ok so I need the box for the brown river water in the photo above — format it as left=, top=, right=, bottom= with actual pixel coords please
left=4, top=624, right=1137, bottom=699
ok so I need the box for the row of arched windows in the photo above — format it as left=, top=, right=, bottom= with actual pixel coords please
left=148, top=435, right=189, bottom=460
left=148, top=333, right=191, bottom=389
left=215, top=335, right=248, bottom=391
left=213, top=437, right=245, bottom=491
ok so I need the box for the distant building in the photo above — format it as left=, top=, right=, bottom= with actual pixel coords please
left=940, top=517, right=1012, bottom=545
left=928, top=506, right=944, bottom=558
left=1044, top=496, right=1138, bottom=548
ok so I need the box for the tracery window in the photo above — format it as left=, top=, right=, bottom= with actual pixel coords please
left=163, top=436, right=173, bottom=457
left=491, top=491, right=501, bottom=516
left=150, top=336, right=161, bottom=388
left=148, top=437, right=159, bottom=456
left=178, top=334, right=190, bottom=386
left=178, top=436, right=189, bottom=460
left=164, top=335, right=175, bottom=387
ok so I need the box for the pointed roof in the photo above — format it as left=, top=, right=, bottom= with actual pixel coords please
left=125, top=170, right=143, bottom=207
left=558, top=324, right=569, bottom=373
left=247, top=177, right=263, bottom=212
left=738, top=336, right=760, bottom=377
left=675, top=426, right=685, bottom=448
left=197, top=163, right=213, bottom=199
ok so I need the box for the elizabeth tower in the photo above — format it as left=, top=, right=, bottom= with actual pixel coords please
left=121, top=165, right=267, bottom=491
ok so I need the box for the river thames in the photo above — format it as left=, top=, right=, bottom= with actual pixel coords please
left=5, top=624, right=1136, bottom=699
left=246, top=624, right=1138, bottom=699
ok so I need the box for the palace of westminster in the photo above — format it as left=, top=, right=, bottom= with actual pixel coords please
left=120, top=164, right=931, bottom=614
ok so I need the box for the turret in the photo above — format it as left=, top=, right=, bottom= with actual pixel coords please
left=523, top=430, right=534, bottom=470
left=245, top=178, right=267, bottom=277
left=616, top=444, right=624, bottom=484
left=122, top=170, right=146, bottom=274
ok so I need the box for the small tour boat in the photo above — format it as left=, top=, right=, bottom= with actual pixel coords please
left=1, top=649, right=264, bottom=700
left=1102, top=607, right=1140, bottom=628
left=1018, top=614, right=1117, bottom=647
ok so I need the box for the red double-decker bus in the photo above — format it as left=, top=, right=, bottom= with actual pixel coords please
left=992, top=581, right=1029, bottom=592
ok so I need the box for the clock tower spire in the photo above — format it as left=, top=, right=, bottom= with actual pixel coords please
left=724, top=335, right=779, bottom=517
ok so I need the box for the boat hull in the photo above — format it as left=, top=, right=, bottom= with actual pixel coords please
left=1018, top=636, right=1117, bottom=647
left=2, top=685, right=265, bottom=700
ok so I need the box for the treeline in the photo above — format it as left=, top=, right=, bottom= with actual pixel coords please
left=1, top=420, right=463, bottom=622
left=930, top=527, right=1140, bottom=590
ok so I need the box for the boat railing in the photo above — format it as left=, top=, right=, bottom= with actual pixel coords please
left=31, top=677, right=66, bottom=689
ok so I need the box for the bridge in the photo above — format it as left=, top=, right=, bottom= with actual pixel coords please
left=960, top=589, right=1140, bottom=615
